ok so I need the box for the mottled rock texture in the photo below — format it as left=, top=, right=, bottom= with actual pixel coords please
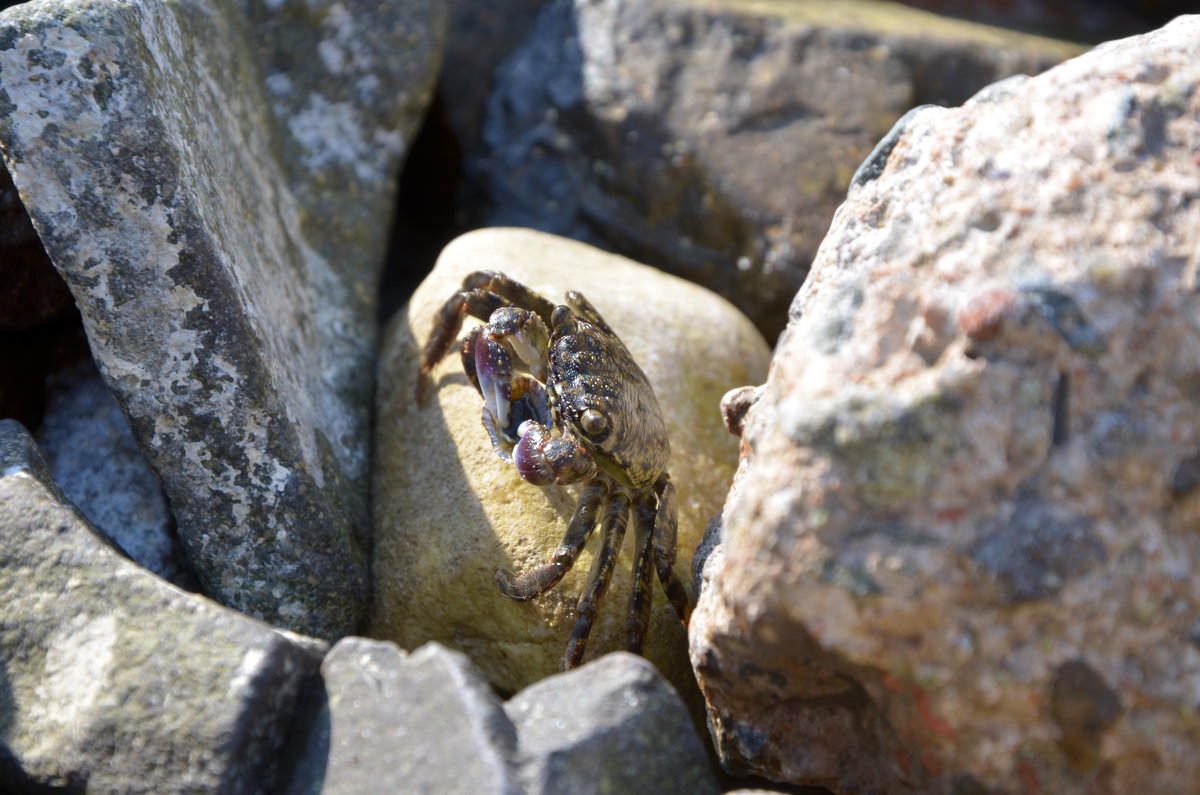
left=0, top=419, right=324, bottom=794
left=0, top=0, right=446, bottom=638
left=469, top=0, right=1080, bottom=337
left=286, top=638, right=521, bottom=795
left=0, top=159, right=69, bottom=331
left=691, top=16, right=1200, bottom=795
left=369, top=228, right=770, bottom=699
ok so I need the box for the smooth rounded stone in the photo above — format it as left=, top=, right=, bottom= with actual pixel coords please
left=36, top=358, right=193, bottom=588
left=0, top=0, right=445, bottom=638
left=504, top=652, right=719, bottom=795
left=0, top=419, right=325, bottom=794
left=368, top=227, right=770, bottom=699
left=286, top=638, right=521, bottom=795
left=691, top=16, right=1200, bottom=794
left=466, top=0, right=1081, bottom=338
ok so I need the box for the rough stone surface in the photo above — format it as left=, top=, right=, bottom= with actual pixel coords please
left=0, top=159, right=70, bottom=331
left=468, top=0, right=1081, bottom=337
left=691, top=17, right=1200, bottom=794
left=0, top=0, right=446, bottom=637
left=441, top=0, right=548, bottom=146
left=504, top=652, right=719, bottom=795
left=285, top=638, right=521, bottom=795
left=369, top=227, right=770, bottom=700
left=0, top=418, right=325, bottom=794
left=35, top=358, right=193, bottom=588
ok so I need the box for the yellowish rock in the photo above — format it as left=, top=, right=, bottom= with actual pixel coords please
left=368, top=228, right=769, bottom=695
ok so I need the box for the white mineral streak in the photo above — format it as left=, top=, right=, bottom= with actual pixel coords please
left=226, top=646, right=269, bottom=696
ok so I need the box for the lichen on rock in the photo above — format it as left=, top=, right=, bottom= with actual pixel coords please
left=0, top=0, right=446, bottom=638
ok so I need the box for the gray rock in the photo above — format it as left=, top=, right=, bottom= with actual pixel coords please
left=691, top=16, right=1200, bottom=794
left=505, top=652, right=719, bottom=795
left=0, top=418, right=325, bottom=794
left=441, top=0, right=549, bottom=146
left=35, top=358, right=192, bottom=588
left=0, top=159, right=70, bottom=331
left=468, top=0, right=1081, bottom=337
left=286, top=638, right=520, bottom=795
left=0, top=0, right=445, bottom=638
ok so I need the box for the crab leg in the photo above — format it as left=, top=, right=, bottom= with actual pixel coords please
left=652, top=475, right=692, bottom=625
left=461, top=270, right=557, bottom=326
left=625, top=491, right=658, bottom=655
left=495, top=479, right=609, bottom=600
left=416, top=288, right=508, bottom=404
left=563, top=487, right=632, bottom=669
left=416, top=272, right=555, bottom=405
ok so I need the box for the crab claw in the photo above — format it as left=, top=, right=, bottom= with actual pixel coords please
left=475, top=335, right=514, bottom=431
left=486, top=307, right=550, bottom=384
left=481, top=376, right=551, bottom=461
left=513, top=421, right=596, bottom=486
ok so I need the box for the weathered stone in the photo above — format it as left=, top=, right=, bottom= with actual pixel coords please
left=368, top=227, right=770, bottom=700
left=691, top=16, right=1200, bottom=794
left=36, top=358, right=193, bottom=588
left=285, top=638, right=520, bottom=795
left=467, top=0, right=1081, bottom=337
left=0, top=159, right=70, bottom=331
left=0, top=0, right=446, bottom=637
left=504, top=652, right=719, bottom=795
left=441, top=0, right=548, bottom=146
left=0, top=419, right=325, bottom=794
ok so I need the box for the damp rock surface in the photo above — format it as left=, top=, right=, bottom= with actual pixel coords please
left=691, top=16, right=1200, bottom=794
left=468, top=0, right=1081, bottom=337
left=0, top=0, right=446, bottom=638
left=368, top=227, right=770, bottom=699
left=0, top=419, right=325, bottom=794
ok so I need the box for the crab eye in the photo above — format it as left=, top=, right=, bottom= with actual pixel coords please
left=578, top=408, right=609, bottom=437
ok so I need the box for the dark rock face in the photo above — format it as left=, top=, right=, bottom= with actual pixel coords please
left=0, top=160, right=70, bottom=331
left=504, top=652, right=720, bottom=795
left=0, top=419, right=325, bottom=794
left=0, top=0, right=446, bottom=638
left=691, top=16, right=1200, bottom=794
left=466, top=0, right=1080, bottom=337
left=284, top=641, right=717, bottom=795
left=440, top=0, right=549, bottom=146
left=285, top=638, right=523, bottom=795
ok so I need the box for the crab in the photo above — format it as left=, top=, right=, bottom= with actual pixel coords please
left=415, top=270, right=692, bottom=669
